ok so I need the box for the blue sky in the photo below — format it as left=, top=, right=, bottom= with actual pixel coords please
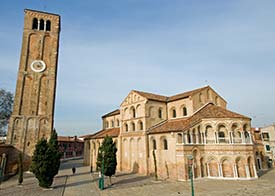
left=1, top=0, right=275, bottom=136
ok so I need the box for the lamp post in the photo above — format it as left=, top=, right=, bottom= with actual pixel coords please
left=99, top=151, right=105, bottom=190
left=188, top=155, right=194, bottom=196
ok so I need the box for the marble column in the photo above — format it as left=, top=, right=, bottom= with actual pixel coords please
left=207, top=163, right=210, bottom=177
left=245, top=164, right=251, bottom=178
left=190, top=133, right=193, bottom=144
left=203, top=132, right=207, bottom=144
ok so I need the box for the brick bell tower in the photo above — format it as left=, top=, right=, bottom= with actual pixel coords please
left=6, top=9, right=60, bottom=158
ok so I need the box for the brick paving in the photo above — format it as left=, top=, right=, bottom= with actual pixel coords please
left=1, top=159, right=275, bottom=196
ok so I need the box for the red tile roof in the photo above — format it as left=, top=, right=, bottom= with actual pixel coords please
left=133, top=90, right=168, bottom=102
left=58, top=136, right=84, bottom=143
left=149, top=103, right=250, bottom=134
left=102, top=109, right=120, bottom=118
left=134, top=86, right=210, bottom=102
left=90, top=128, right=120, bottom=139
left=167, top=86, right=209, bottom=102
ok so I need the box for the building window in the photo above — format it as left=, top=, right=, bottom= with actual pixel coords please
left=139, top=121, right=143, bottom=130
left=32, top=18, right=38, bottom=30
left=172, top=109, right=176, bottom=118
left=131, top=107, right=136, bottom=118
left=131, top=122, right=135, bottom=131
left=105, top=121, right=109, bottom=128
left=152, top=139, right=156, bottom=150
left=183, top=107, right=187, bottom=116
left=218, top=131, right=225, bottom=142
left=111, top=120, right=114, bottom=127
left=266, top=145, right=271, bottom=152
left=124, top=124, right=128, bottom=132
left=163, top=139, right=168, bottom=150
left=117, top=119, right=120, bottom=127
left=39, top=19, right=44, bottom=30
left=262, top=133, right=270, bottom=141
left=46, top=20, right=51, bottom=31
left=177, top=133, right=183, bottom=143
left=158, top=108, right=162, bottom=118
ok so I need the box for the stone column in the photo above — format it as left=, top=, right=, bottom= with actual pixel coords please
left=219, top=163, right=223, bottom=177
left=190, top=133, right=193, bottom=144
left=249, top=133, right=253, bottom=144
left=185, top=134, right=188, bottom=144
left=245, top=164, right=251, bottom=178
left=233, top=164, right=238, bottom=178
left=241, top=132, right=245, bottom=144
left=201, top=133, right=204, bottom=144
left=231, top=132, right=235, bottom=144
left=253, top=164, right=258, bottom=178
left=203, top=132, right=207, bottom=144
left=207, top=163, right=210, bottom=177
left=196, top=134, right=199, bottom=144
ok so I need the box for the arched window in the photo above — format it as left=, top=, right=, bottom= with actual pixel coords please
left=117, top=119, right=120, bottom=127
left=131, top=107, right=136, bottom=118
left=111, top=120, right=114, bottom=127
left=105, top=121, right=109, bottom=128
left=183, top=107, right=187, bottom=116
left=124, top=123, right=128, bottom=132
left=46, top=20, right=51, bottom=31
left=32, top=18, right=38, bottom=30
left=172, top=109, right=176, bottom=118
left=163, top=139, right=168, bottom=150
left=131, top=122, right=135, bottom=131
left=158, top=108, right=162, bottom=118
left=39, top=19, right=45, bottom=31
left=139, top=121, right=143, bottom=130
left=177, top=133, right=183, bottom=143
left=152, top=139, right=157, bottom=150
left=218, top=131, right=225, bottom=143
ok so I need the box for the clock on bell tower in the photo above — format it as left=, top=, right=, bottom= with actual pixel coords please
left=6, top=9, right=61, bottom=157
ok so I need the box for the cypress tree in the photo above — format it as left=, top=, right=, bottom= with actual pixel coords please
left=30, top=130, right=61, bottom=188
left=96, top=135, right=117, bottom=185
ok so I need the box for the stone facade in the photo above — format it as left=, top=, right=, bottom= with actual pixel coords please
left=6, top=9, right=60, bottom=160
left=260, top=125, right=275, bottom=167
left=84, top=86, right=266, bottom=180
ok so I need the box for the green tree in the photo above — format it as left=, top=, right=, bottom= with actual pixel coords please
left=30, top=130, right=61, bottom=188
left=18, top=152, right=23, bottom=185
left=96, top=135, right=117, bottom=185
left=0, top=89, right=13, bottom=136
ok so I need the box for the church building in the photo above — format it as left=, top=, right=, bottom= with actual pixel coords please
left=84, top=86, right=265, bottom=180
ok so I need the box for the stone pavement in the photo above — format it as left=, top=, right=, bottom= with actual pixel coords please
left=1, top=159, right=275, bottom=196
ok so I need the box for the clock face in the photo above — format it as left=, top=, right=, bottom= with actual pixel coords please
left=30, top=60, right=46, bottom=73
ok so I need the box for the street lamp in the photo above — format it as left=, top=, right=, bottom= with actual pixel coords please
left=188, top=155, right=194, bottom=196
left=99, top=151, right=105, bottom=190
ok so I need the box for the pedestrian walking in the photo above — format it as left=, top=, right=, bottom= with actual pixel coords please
left=72, top=166, right=76, bottom=175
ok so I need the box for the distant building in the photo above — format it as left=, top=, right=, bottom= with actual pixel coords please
left=260, top=124, right=275, bottom=167
left=58, top=136, right=84, bottom=159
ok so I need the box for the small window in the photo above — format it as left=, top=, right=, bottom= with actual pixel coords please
left=218, top=131, right=225, bottom=138
left=125, top=124, right=128, bottom=132
left=152, top=139, right=156, bottom=150
left=172, top=109, right=176, bottom=118
left=32, top=18, right=38, bottom=30
left=163, top=139, right=168, bottom=150
left=39, top=19, right=45, bottom=31
left=177, top=133, right=183, bottom=143
left=117, top=119, right=120, bottom=127
left=111, top=120, right=114, bottom=127
left=266, top=145, right=271, bottom=152
left=158, top=108, right=162, bottom=118
left=183, top=107, right=187, bottom=116
left=139, top=121, right=143, bottom=130
left=132, top=122, right=135, bottom=131
left=105, top=121, right=109, bottom=128
left=46, top=20, right=51, bottom=31
left=262, top=133, right=270, bottom=141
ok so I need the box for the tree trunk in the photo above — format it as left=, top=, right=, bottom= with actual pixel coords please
left=153, top=150, right=158, bottom=181
left=109, top=176, right=112, bottom=185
